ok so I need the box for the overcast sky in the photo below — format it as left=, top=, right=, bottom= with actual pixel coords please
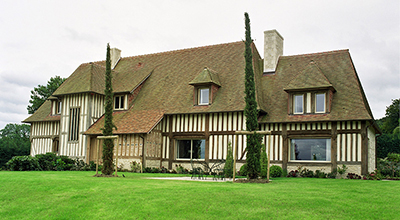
left=0, top=0, right=399, bottom=130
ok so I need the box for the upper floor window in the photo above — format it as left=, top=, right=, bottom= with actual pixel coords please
left=69, top=108, right=80, bottom=141
left=114, top=95, right=125, bottom=110
left=56, top=100, right=62, bottom=114
left=315, top=93, right=325, bottom=113
left=198, top=88, right=210, bottom=105
left=293, top=94, right=304, bottom=114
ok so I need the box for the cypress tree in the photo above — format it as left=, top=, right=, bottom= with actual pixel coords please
left=101, top=43, right=116, bottom=175
left=244, top=12, right=261, bottom=179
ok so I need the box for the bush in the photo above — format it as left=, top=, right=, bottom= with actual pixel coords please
left=6, top=156, right=41, bottom=171
left=238, top=164, right=248, bottom=176
left=35, top=152, right=57, bottom=171
left=269, top=165, right=283, bottom=177
left=224, top=142, right=234, bottom=178
left=130, top=161, right=141, bottom=173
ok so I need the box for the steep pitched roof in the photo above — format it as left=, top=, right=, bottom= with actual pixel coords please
left=284, top=61, right=335, bottom=92
left=259, top=49, right=374, bottom=123
left=125, top=41, right=259, bottom=114
left=53, top=62, right=107, bottom=96
left=85, top=109, right=165, bottom=135
left=189, top=67, right=222, bottom=86
left=23, top=100, right=60, bottom=123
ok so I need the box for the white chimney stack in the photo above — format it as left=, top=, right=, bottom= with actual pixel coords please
left=110, top=48, right=121, bottom=69
left=264, top=30, right=283, bottom=73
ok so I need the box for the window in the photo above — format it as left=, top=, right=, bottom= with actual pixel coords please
left=293, top=94, right=304, bottom=114
left=69, top=108, right=80, bottom=141
left=56, top=100, right=62, bottom=114
left=198, top=88, right=209, bottom=105
left=315, top=93, right=325, bottom=113
left=290, top=138, right=331, bottom=161
left=114, top=95, right=125, bottom=110
left=177, top=139, right=206, bottom=159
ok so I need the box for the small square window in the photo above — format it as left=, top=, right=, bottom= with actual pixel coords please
left=293, top=94, right=304, bottom=114
left=114, top=95, right=125, bottom=110
left=315, top=93, right=325, bottom=113
left=198, top=88, right=209, bottom=105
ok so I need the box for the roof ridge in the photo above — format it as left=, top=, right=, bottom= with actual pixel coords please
left=121, top=41, right=243, bottom=60
left=282, top=49, right=349, bottom=58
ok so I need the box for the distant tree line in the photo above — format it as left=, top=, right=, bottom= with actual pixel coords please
left=0, top=124, right=30, bottom=168
left=376, top=98, right=400, bottom=158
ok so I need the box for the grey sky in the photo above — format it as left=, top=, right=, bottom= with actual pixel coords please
left=0, top=0, right=399, bottom=129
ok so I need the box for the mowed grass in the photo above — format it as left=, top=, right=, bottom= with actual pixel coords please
left=0, top=171, right=399, bottom=220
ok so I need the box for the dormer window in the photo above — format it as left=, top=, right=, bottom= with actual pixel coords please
left=293, top=94, right=304, bottom=114
left=114, top=95, right=125, bottom=110
left=189, top=67, right=222, bottom=107
left=315, top=93, right=326, bottom=113
left=198, top=87, right=210, bottom=105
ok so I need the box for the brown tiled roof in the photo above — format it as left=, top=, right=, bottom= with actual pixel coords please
left=127, top=41, right=257, bottom=114
left=189, top=67, right=222, bottom=86
left=23, top=100, right=60, bottom=123
left=259, top=49, right=374, bottom=123
left=53, top=62, right=107, bottom=96
left=284, top=61, right=334, bottom=92
left=85, top=109, right=165, bottom=135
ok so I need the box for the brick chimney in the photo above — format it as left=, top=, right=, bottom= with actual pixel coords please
left=264, top=30, right=283, bottom=73
left=110, top=48, right=121, bottom=69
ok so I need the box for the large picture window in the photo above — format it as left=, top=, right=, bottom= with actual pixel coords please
left=177, top=139, right=205, bottom=160
left=69, top=108, right=80, bottom=141
left=290, top=138, right=331, bottom=161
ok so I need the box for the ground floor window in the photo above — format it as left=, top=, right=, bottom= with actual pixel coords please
left=290, top=138, right=331, bottom=161
left=177, top=139, right=205, bottom=159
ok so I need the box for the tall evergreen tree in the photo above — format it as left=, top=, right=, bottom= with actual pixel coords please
left=244, top=12, right=261, bottom=179
left=101, top=43, right=116, bottom=175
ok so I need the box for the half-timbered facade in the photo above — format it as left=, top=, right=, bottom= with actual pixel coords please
left=24, top=30, right=379, bottom=175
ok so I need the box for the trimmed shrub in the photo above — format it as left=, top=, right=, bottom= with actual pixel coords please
left=239, top=164, right=248, bottom=176
left=224, top=142, right=234, bottom=178
left=35, top=152, right=57, bottom=171
left=269, top=165, right=283, bottom=177
left=6, top=156, right=41, bottom=171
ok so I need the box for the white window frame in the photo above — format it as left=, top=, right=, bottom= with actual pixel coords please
left=293, top=94, right=304, bottom=114
left=315, top=93, right=326, bottom=113
left=176, top=139, right=206, bottom=160
left=114, top=95, right=125, bottom=110
left=198, top=88, right=210, bottom=105
left=289, top=138, right=331, bottom=162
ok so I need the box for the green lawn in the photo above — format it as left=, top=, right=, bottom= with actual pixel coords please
left=0, top=171, right=399, bottom=219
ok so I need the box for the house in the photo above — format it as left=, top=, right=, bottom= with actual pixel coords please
left=23, top=30, right=380, bottom=175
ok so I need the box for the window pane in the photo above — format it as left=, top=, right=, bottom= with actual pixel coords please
left=192, top=140, right=205, bottom=159
left=316, top=93, right=325, bottom=112
left=177, top=140, right=191, bottom=159
left=290, top=139, right=331, bottom=161
left=115, top=97, right=120, bottom=109
left=199, top=88, right=209, bottom=105
left=294, top=95, right=303, bottom=113
left=120, top=96, right=124, bottom=109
